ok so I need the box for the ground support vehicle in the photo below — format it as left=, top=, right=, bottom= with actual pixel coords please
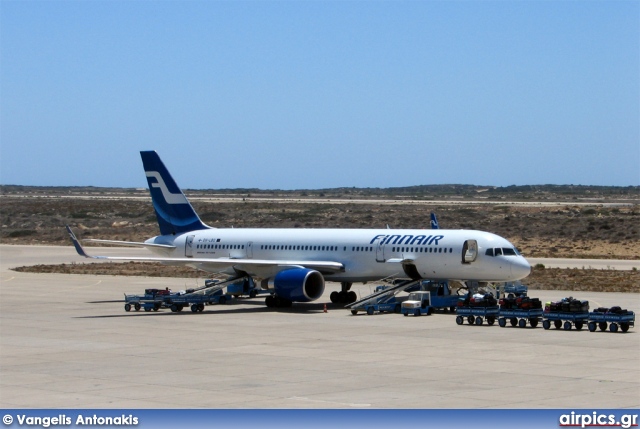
left=498, top=309, right=543, bottom=328
left=124, top=289, right=169, bottom=312
left=346, top=280, right=421, bottom=315
left=123, top=276, right=251, bottom=313
left=499, top=282, right=528, bottom=298
left=416, top=281, right=461, bottom=312
left=588, top=311, right=635, bottom=333
left=348, top=285, right=401, bottom=315
left=542, top=312, right=590, bottom=331
left=401, top=291, right=434, bottom=317
left=455, top=306, right=500, bottom=326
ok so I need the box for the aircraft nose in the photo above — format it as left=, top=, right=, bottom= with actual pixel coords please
left=511, top=257, right=532, bottom=279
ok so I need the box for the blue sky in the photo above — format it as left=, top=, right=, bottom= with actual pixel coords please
left=1, top=1, right=638, bottom=189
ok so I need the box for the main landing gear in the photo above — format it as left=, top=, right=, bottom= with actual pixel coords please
left=330, top=282, right=357, bottom=305
left=265, top=295, right=293, bottom=308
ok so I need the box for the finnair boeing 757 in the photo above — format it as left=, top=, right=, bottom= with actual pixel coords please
left=67, top=151, right=531, bottom=307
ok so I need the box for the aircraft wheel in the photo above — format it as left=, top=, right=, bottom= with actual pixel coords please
left=266, top=296, right=275, bottom=308
left=456, top=316, right=463, bottom=325
left=124, top=304, right=131, bottom=312
left=330, top=291, right=339, bottom=304
left=347, top=291, right=358, bottom=304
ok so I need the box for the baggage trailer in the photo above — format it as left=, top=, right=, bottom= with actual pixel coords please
left=542, top=312, right=590, bottom=331
left=167, top=289, right=232, bottom=313
left=588, top=311, right=635, bottom=333
left=498, top=309, right=543, bottom=328
left=455, top=306, right=500, bottom=326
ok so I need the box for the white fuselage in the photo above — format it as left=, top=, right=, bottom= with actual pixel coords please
left=146, top=227, right=531, bottom=283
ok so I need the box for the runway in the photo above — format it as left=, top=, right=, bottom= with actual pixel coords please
left=1, top=245, right=638, bottom=408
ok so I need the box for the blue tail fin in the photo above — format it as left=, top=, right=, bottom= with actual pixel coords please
left=140, top=151, right=209, bottom=236
left=430, top=213, right=439, bottom=229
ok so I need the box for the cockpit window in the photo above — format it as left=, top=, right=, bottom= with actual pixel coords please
left=486, top=247, right=520, bottom=257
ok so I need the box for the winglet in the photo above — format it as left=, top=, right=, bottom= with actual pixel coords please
left=65, top=225, right=92, bottom=258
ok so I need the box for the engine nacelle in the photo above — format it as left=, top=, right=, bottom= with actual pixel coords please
left=273, top=268, right=325, bottom=302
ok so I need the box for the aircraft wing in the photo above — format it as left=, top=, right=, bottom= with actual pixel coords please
left=66, top=226, right=344, bottom=276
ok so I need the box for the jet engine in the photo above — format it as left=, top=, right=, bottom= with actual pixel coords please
left=273, top=268, right=325, bottom=302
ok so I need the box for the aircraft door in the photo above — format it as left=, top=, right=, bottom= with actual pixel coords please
left=376, top=242, right=385, bottom=262
left=462, top=239, right=478, bottom=264
left=185, top=235, right=195, bottom=258
left=246, top=242, right=253, bottom=258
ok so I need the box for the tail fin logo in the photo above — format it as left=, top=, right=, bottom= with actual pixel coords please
left=146, top=171, right=188, bottom=205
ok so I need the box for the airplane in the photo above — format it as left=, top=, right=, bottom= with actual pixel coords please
left=67, top=150, right=531, bottom=308
left=430, top=212, right=439, bottom=229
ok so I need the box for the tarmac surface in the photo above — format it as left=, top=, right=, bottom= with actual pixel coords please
left=1, top=245, right=638, bottom=409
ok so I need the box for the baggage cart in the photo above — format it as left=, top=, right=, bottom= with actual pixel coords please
left=542, top=312, right=590, bottom=331
left=588, top=311, right=635, bottom=333
left=498, top=308, right=543, bottom=328
left=455, top=306, right=500, bottom=326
